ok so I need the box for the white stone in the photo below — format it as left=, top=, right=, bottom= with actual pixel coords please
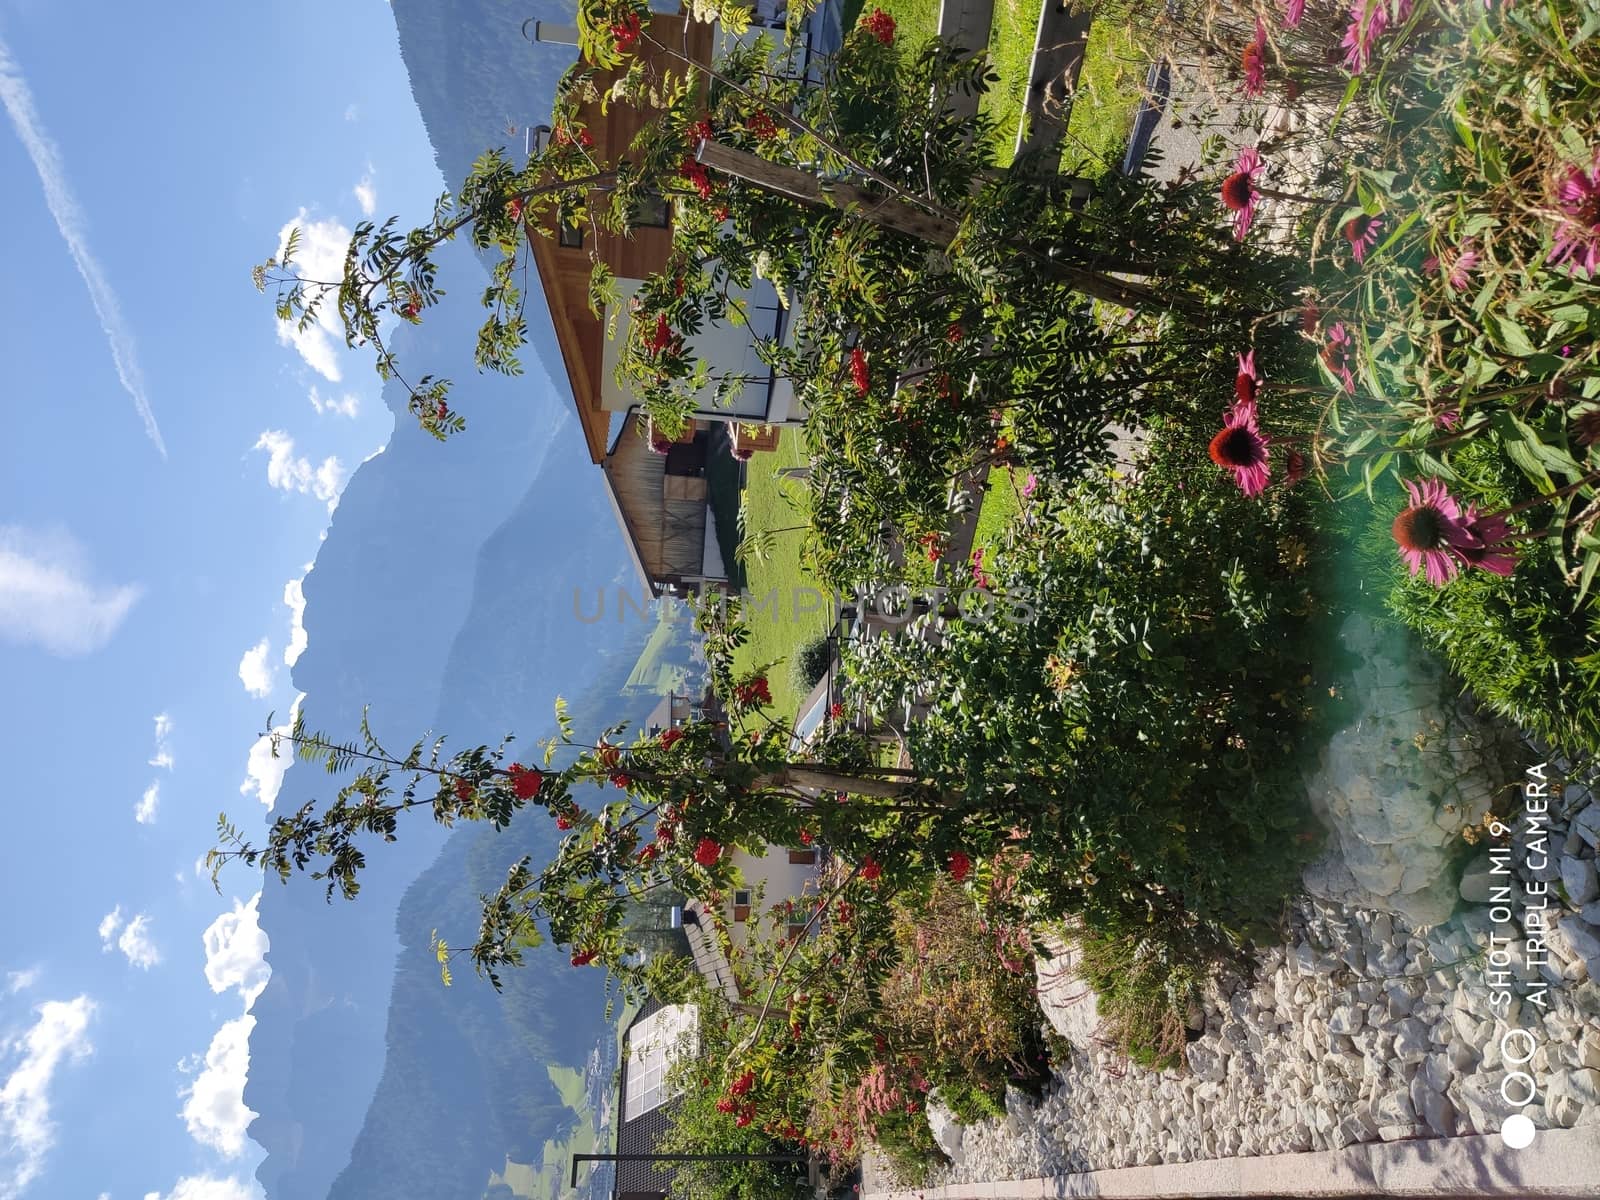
left=1391, top=1017, right=1431, bottom=1063
left=925, top=1095, right=967, bottom=1165
left=1573, top=803, right=1600, bottom=849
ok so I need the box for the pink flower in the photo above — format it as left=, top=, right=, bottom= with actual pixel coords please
left=1208, top=398, right=1271, bottom=496
left=1022, top=473, right=1038, bottom=498
left=1322, top=322, right=1356, bottom=392
left=1342, top=213, right=1383, bottom=264
left=1341, top=0, right=1389, bottom=74
left=1551, top=150, right=1600, bottom=277
left=1284, top=0, right=1306, bottom=25
left=1434, top=409, right=1460, bottom=431
left=1220, top=146, right=1265, bottom=241
left=1392, top=478, right=1467, bottom=586
left=1454, top=505, right=1518, bottom=577
left=1446, top=244, right=1481, bottom=291
left=1241, top=20, right=1268, bottom=98
left=1235, top=350, right=1261, bottom=406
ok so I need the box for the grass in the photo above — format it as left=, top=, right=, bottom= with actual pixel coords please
left=981, top=0, right=1038, bottom=166
left=624, top=608, right=690, bottom=696
left=730, top=430, right=834, bottom=722
left=1059, top=5, right=1154, bottom=176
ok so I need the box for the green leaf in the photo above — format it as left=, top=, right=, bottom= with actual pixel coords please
left=1491, top=315, right=1538, bottom=357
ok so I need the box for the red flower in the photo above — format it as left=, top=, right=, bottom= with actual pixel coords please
left=735, top=1105, right=754, bottom=1127
left=860, top=857, right=881, bottom=882
left=861, top=7, right=896, bottom=44
left=694, top=837, right=723, bottom=866
left=716, top=1097, right=737, bottom=1114
left=507, top=197, right=524, bottom=222
left=828, top=702, right=843, bottom=720
left=609, top=771, right=633, bottom=790
left=454, top=777, right=474, bottom=803
left=688, top=118, right=715, bottom=146
left=597, top=743, right=622, bottom=770
left=672, top=275, right=686, bottom=297
left=799, top=828, right=814, bottom=846
left=578, top=129, right=594, bottom=148
left=746, top=110, right=778, bottom=140
left=730, top=1070, right=755, bottom=1096
left=508, top=763, right=543, bottom=799
left=638, top=843, right=660, bottom=863
left=848, top=347, right=869, bottom=395
left=556, top=814, right=573, bottom=830
left=659, top=727, right=683, bottom=749
left=401, top=296, right=421, bottom=319
left=571, top=948, right=598, bottom=966
left=946, top=322, right=964, bottom=344
left=948, top=851, right=972, bottom=882
left=1208, top=398, right=1271, bottom=497
left=1342, top=213, right=1383, bottom=264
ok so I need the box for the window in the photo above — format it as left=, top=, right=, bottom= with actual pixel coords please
left=787, top=923, right=808, bottom=943
left=558, top=220, right=584, bottom=248
left=788, top=849, right=816, bottom=865
left=623, top=1005, right=698, bottom=1121
left=733, top=890, right=751, bottom=907
left=632, top=190, right=671, bottom=229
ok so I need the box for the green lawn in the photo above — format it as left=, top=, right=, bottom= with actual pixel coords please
left=1059, top=5, right=1153, bottom=175
left=981, top=0, right=1038, bottom=165
left=731, top=431, right=833, bottom=722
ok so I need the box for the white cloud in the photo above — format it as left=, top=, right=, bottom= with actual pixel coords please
left=239, top=696, right=303, bottom=810
left=179, top=1016, right=257, bottom=1158
left=0, top=995, right=95, bottom=1200
left=149, top=712, right=174, bottom=770
left=98, top=908, right=159, bottom=970
left=282, top=574, right=308, bottom=668
left=0, top=40, right=164, bottom=456
left=353, top=170, right=376, bottom=217
left=273, top=212, right=352, bottom=381
left=308, top=387, right=360, bottom=419
left=135, top=781, right=160, bottom=825
left=343, top=103, right=359, bottom=122
left=252, top=431, right=345, bottom=510
left=4, top=970, right=38, bottom=996
left=201, top=895, right=270, bottom=1008
left=142, top=1177, right=258, bottom=1200
left=0, top=525, right=141, bottom=657
left=97, top=1193, right=109, bottom=1200
left=236, top=639, right=276, bottom=699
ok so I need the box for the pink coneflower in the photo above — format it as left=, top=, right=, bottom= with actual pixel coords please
left=1322, top=322, right=1356, bottom=392
left=1550, top=151, right=1600, bottom=277
left=1022, top=473, right=1039, bottom=498
left=1434, top=408, right=1460, bottom=431
left=1235, top=350, right=1261, bottom=405
left=1221, top=146, right=1265, bottom=241
left=1430, top=240, right=1480, bottom=290
left=1285, top=450, right=1307, bottom=486
left=1284, top=0, right=1306, bottom=26
left=1241, top=20, right=1268, bottom=98
left=1208, top=399, right=1271, bottom=496
left=1454, top=504, right=1518, bottom=577
left=1300, top=300, right=1321, bottom=336
left=1342, top=213, right=1383, bottom=264
left=1392, top=477, right=1469, bottom=586
left=1341, top=0, right=1389, bottom=73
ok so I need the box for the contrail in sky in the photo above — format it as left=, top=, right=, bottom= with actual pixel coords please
left=0, top=34, right=167, bottom=456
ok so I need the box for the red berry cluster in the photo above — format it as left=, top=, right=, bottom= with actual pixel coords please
left=680, top=157, right=714, bottom=201
left=610, top=12, right=642, bottom=50
left=848, top=347, right=869, bottom=395
left=746, top=109, right=778, bottom=140
left=733, top=675, right=772, bottom=707
left=861, top=8, right=896, bottom=44
left=508, top=762, right=543, bottom=799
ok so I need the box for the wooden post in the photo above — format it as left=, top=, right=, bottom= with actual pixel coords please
left=696, top=139, right=961, bottom=246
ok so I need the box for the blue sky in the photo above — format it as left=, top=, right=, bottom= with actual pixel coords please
left=0, top=2, right=452, bottom=1198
